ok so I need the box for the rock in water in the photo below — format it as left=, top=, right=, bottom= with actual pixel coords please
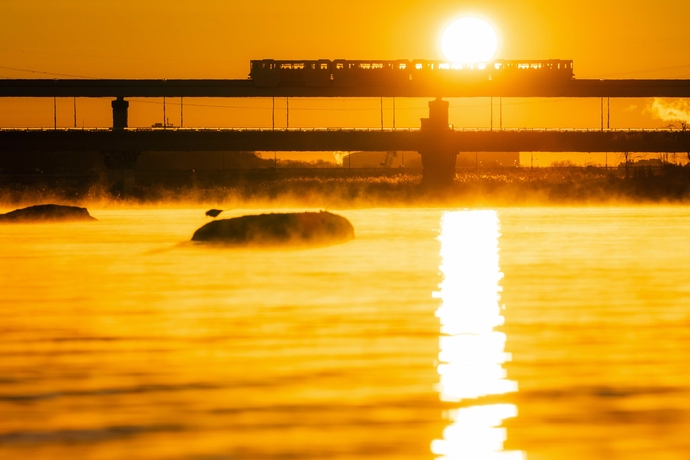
left=0, top=204, right=97, bottom=223
left=191, top=211, right=355, bottom=246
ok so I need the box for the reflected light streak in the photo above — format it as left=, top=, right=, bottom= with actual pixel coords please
left=431, top=211, right=524, bottom=460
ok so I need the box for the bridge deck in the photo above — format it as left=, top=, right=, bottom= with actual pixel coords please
left=1, top=129, right=688, bottom=153
left=1, top=79, right=690, bottom=98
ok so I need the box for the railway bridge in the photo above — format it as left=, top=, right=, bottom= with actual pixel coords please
left=2, top=76, right=690, bottom=186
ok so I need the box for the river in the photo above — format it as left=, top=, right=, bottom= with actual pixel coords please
left=1, top=206, right=689, bottom=459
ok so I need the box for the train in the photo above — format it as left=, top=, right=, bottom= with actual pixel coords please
left=249, top=59, right=574, bottom=87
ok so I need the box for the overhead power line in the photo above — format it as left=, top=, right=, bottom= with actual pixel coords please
left=0, top=65, right=95, bottom=79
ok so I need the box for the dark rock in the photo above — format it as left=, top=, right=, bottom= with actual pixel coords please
left=0, top=204, right=97, bottom=223
left=191, top=211, right=354, bottom=246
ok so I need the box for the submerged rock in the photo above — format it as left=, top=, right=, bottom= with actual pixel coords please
left=0, top=204, right=97, bottom=223
left=192, top=211, right=355, bottom=246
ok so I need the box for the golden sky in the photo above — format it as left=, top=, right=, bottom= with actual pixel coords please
left=1, top=0, right=690, bottom=158
left=3, top=0, right=690, bottom=79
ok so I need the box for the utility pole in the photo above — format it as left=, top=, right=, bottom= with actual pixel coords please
left=380, top=97, right=384, bottom=130
left=624, top=152, right=630, bottom=178
left=393, top=97, right=396, bottom=130
left=607, top=97, right=610, bottom=130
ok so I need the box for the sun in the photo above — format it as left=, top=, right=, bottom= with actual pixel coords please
left=441, top=17, right=499, bottom=64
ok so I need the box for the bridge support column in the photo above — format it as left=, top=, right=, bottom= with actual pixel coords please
left=102, top=151, right=139, bottom=196
left=418, top=98, right=457, bottom=186
left=111, top=97, right=129, bottom=129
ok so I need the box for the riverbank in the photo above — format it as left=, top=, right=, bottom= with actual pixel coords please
left=1, top=164, right=690, bottom=207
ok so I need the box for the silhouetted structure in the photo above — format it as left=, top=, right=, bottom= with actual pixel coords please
left=419, top=98, right=456, bottom=186
left=2, top=129, right=690, bottom=187
left=111, top=97, right=129, bottom=129
left=3, top=59, right=690, bottom=189
left=205, top=209, right=223, bottom=218
left=249, top=59, right=574, bottom=87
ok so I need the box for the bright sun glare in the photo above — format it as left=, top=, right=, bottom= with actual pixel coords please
left=441, top=17, right=499, bottom=64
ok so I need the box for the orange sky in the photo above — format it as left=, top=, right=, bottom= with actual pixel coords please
left=1, top=0, right=690, bottom=164
left=3, top=0, right=690, bottom=80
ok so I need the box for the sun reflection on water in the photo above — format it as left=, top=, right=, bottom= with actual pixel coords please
left=431, top=211, right=524, bottom=460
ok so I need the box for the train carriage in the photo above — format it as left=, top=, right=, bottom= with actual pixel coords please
left=304, top=60, right=332, bottom=86
left=249, top=58, right=574, bottom=87
left=331, top=60, right=409, bottom=87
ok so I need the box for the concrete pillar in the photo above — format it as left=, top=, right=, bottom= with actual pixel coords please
left=108, top=100, right=135, bottom=195
left=419, top=98, right=457, bottom=186
left=422, top=98, right=449, bottom=130
left=102, top=151, right=139, bottom=196
left=111, top=97, right=129, bottom=130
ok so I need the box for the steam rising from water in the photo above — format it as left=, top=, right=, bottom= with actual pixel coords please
left=649, top=98, right=690, bottom=124
left=332, top=151, right=349, bottom=166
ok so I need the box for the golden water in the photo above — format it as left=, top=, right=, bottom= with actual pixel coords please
left=1, top=206, right=689, bottom=459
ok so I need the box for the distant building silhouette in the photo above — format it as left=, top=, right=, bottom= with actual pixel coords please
left=342, top=151, right=519, bottom=169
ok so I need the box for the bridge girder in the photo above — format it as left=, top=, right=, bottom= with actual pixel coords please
left=0, top=129, right=688, bottom=153
left=2, top=79, right=690, bottom=98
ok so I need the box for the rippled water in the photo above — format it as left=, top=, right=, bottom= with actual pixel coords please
left=1, top=206, right=689, bottom=459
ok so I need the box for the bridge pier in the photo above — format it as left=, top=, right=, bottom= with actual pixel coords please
left=102, top=151, right=139, bottom=196
left=419, top=98, right=457, bottom=186
left=111, top=97, right=129, bottom=129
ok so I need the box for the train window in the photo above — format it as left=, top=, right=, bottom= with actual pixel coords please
left=280, top=63, right=292, bottom=69
left=311, top=63, right=315, bottom=69
left=336, top=63, right=344, bottom=70
left=530, top=63, right=542, bottom=69
left=294, top=63, right=305, bottom=69
left=359, top=63, right=372, bottom=69
left=415, top=63, right=423, bottom=70
left=478, top=63, right=486, bottom=70
left=439, top=63, right=450, bottom=70
left=372, top=63, right=383, bottom=69
left=399, top=63, right=407, bottom=69
left=517, top=63, right=529, bottom=69
left=320, top=63, right=329, bottom=70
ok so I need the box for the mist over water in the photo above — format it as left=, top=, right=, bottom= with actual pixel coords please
left=1, top=206, right=690, bottom=459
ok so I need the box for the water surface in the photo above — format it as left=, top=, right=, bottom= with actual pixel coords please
left=1, top=206, right=689, bottom=459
